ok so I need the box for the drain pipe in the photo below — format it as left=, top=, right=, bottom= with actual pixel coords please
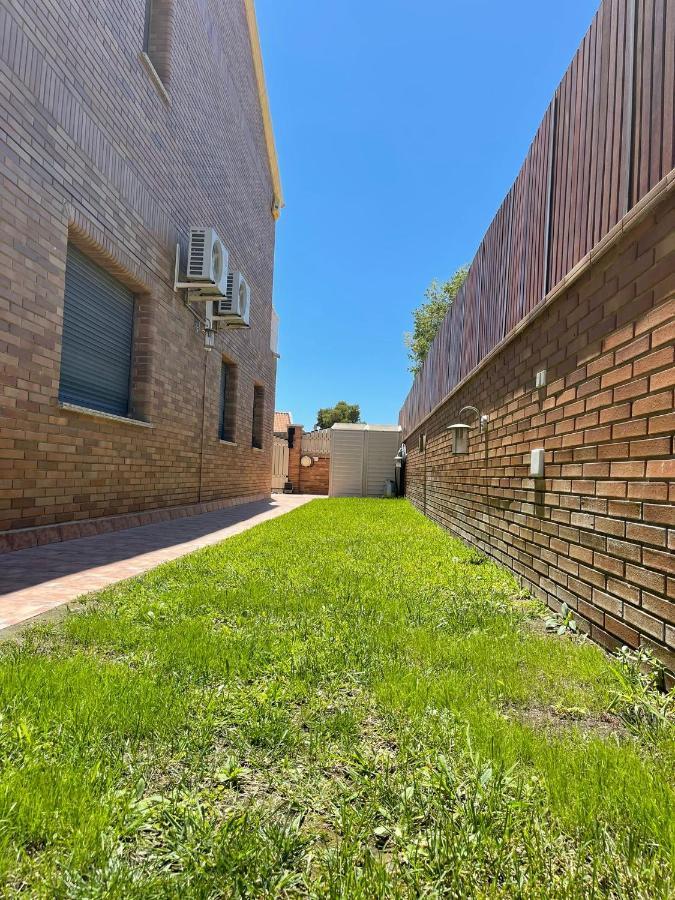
left=394, top=444, right=406, bottom=497
left=197, top=300, right=214, bottom=503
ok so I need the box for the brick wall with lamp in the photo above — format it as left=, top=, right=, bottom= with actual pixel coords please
left=400, top=0, right=674, bottom=671
left=405, top=191, right=674, bottom=674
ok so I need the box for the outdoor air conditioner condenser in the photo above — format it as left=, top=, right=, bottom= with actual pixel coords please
left=213, top=271, right=251, bottom=328
left=187, top=227, right=229, bottom=296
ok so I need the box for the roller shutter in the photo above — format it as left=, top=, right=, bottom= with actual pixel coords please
left=58, top=245, right=134, bottom=416
left=329, top=429, right=365, bottom=497
left=364, top=429, right=400, bottom=496
left=329, top=425, right=401, bottom=497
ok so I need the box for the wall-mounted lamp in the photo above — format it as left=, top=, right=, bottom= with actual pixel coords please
left=204, top=315, right=215, bottom=351
left=447, top=422, right=471, bottom=454
left=447, top=406, right=488, bottom=455
left=535, top=369, right=547, bottom=389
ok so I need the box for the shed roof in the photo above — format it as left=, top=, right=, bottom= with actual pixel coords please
left=331, top=424, right=401, bottom=432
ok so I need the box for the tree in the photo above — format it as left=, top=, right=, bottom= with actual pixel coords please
left=405, top=265, right=469, bottom=375
left=315, top=401, right=361, bottom=430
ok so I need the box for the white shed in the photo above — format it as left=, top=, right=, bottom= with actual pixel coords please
left=329, top=424, right=402, bottom=498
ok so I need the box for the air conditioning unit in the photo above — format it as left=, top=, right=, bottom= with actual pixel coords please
left=213, top=271, right=250, bottom=327
left=187, top=227, right=229, bottom=296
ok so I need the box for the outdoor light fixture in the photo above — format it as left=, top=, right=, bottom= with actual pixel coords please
left=204, top=316, right=215, bottom=351
left=447, top=421, right=470, bottom=454
left=447, top=405, right=488, bottom=455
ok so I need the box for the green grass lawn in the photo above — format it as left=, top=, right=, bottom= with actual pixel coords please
left=0, top=499, right=673, bottom=897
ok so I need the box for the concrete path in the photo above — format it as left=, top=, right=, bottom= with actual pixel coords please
left=0, top=494, right=314, bottom=631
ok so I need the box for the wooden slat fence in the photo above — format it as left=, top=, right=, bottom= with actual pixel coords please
left=399, top=0, right=674, bottom=436
left=301, top=429, right=331, bottom=455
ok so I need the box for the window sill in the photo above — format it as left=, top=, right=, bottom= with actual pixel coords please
left=219, top=439, right=237, bottom=447
left=139, top=52, right=170, bottom=105
left=59, top=402, right=154, bottom=428
left=252, top=446, right=264, bottom=452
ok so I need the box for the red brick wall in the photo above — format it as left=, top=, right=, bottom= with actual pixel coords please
left=284, top=426, right=329, bottom=495
left=403, top=190, right=674, bottom=671
left=299, top=456, right=329, bottom=495
left=0, top=0, right=278, bottom=532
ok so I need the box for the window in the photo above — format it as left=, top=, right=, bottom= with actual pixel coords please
left=59, top=245, right=134, bottom=417
left=218, top=359, right=237, bottom=442
left=143, top=0, right=171, bottom=84
left=252, top=385, right=265, bottom=449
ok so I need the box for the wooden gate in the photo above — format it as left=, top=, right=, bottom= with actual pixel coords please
left=272, top=436, right=289, bottom=491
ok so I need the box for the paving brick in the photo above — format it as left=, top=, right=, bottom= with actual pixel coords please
left=0, top=496, right=313, bottom=628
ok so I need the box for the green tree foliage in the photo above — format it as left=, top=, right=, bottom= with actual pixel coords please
left=405, top=265, right=469, bottom=375
left=315, top=401, right=361, bottom=430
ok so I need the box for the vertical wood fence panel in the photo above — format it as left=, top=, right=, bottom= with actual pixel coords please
left=400, top=0, right=672, bottom=437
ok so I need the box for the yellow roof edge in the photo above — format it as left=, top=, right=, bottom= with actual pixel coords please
left=243, top=0, right=284, bottom=219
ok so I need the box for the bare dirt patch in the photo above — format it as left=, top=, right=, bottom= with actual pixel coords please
left=502, top=703, right=630, bottom=740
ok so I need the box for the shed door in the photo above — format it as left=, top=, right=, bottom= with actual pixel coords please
left=364, top=430, right=398, bottom=496
left=58, top=245, right=135, bottom=416
left=329, top=431, right=365, bottom=497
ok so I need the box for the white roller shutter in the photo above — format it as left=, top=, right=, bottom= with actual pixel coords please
left=329, top=429, right=365, bottom=497
left=364, top=429, right=399, bottom=496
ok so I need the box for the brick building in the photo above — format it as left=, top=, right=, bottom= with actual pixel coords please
left=0, top=0, right=284, bottom=547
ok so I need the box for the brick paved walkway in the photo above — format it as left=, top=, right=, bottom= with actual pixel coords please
left=0, top=495, right=314, bottom=631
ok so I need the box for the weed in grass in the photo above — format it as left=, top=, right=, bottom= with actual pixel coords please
left=610, top=646, right=673, bottom=740
left=545, top=601, right=581, bottom=637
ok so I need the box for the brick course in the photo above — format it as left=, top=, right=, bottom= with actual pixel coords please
left=0, top=0, right=278, bottom=535
left=404, top=190, right=675, bottom=671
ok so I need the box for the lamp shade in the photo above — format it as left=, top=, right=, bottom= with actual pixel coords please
left=447, top=422, right=470, bottom=454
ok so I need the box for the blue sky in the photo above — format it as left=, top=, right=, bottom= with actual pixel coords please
left=256, top=0, right=598, bottom=429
